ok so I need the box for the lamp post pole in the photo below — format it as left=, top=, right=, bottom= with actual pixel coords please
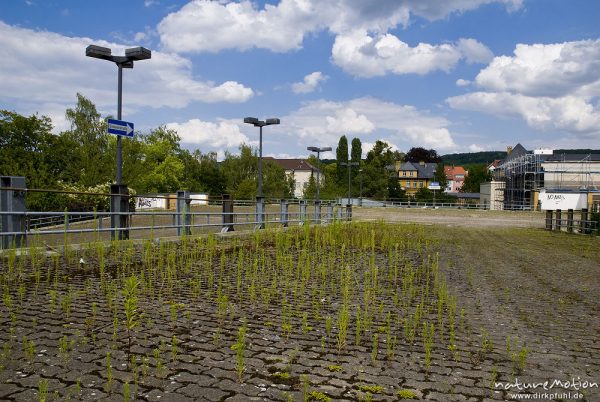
left=85, top=45, right=151, bottom=185
left=340, top=161, right=359, bottom=204
left=243, top=117, right=280, bottom=199
left=307, top=146, right=332, bottom=202
left=359, top=169, right=363, bottom=206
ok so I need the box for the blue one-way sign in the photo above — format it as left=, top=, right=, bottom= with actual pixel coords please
left=107, top=119, right=134, bottom=137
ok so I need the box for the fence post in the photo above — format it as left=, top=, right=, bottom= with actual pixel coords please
left=176, top=190, right=191, bottom=236
left=336, top=203, right=343, bottom=220
left=581, top=208, right=588, bottom=234
left=545, top=210, right=553, bottom=230
left=346, top=203, right=353, bottom=221
left=314, top=200, right=321, bottom=224
left=110, top=184, right=129, bottom=241
left=280, top=199, right=288, bottom=227
left=555, top=209, right=561, bottom=231
left=327, top=202, right=334, bottom=223
left=567, top=209, right=574, bottom=233
left=299, top=200, right=307, bottom=224
left=222, top=194, right=234, bottom=232
left=255, top=196, right=265, bottom=229
left=0, top=176, right=27, bottom=249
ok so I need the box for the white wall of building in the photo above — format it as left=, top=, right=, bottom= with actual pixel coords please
left=542, top=161, right=600, bottom=191
left=480, top=181, right=505, bottom=210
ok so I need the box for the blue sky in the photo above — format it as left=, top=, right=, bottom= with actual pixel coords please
left=2, top=0, right=600, bottom=159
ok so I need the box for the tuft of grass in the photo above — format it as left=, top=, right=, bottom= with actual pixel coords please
left=358, top=384, right=383, bottom=394
left=326, top=365, right=342, bottom=372
left=397, top=389, right=417, bottom=399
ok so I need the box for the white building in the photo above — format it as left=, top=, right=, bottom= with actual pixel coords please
left=480, top=181, right=505, bottom=210
left=266, top=158, right=320, bottom=198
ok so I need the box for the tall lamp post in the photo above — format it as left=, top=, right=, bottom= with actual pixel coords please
left=340, top=161, right=359, bottom=204
left=243, top=117, right=280, bottom=198
left=85, top=45, right=151, bottom=185
left=307, top=146, right=331, bottom=202
left=358, top=168, right=363, bottom=206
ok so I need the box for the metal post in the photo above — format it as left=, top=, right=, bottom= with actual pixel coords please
left=299, top=200, right=307, bottom=224
left=0, top=176, right=27, bottom=249
left=256, top=196, right=265, bottom=229
left=116, top=65, right=123, bottom=185
left=336, top=203, right=343, bottom=220
left=280, top=199, right=289, bottom=227
left=314, top=200, right=321, bottom=223
left=176, top=190, right=191, bottom=236
left=555, top=209, right=561, bottom=231
left=316, top=150, right=321, bottom=201
left=110, top=184, right=129, bottom=240
left=327, top=202, right=334, bottom=223
left=581, top=208, right=588, bottom=234
left=222, top=194, right=234, bottom=232
left=346, top=203, right=352, bottom=221
left=545, top=210, right=553, bottom=231
left=567, top=209, right=574, bottom=233
left=258, top=126, right=263, bottom=198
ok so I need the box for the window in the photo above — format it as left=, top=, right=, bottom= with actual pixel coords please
left=419, top=181, right=424, bottom=188
left=402, top=171, right=407, bottom=176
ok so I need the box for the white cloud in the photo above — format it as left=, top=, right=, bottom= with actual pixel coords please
left=448, top=39, right=600, bottom=138
left=144, top=0, right=159, bottom=6
left=291, top=71, right=328, bottom=94
left=284, top=97, right=457, bottom=151
left=331, top=31, right=491, bottom=77
left=456, top=78, right=471, bottom=87
left=0, top=21, right=254, bottom=130
left=474, top=40, right=600, bottom=97
left=166, top=119, right=250, bottom=148
left=468, top=144, right=485, bottom=152
left=456, top=38, right=494, bottom=64
left=157, top=0, right=518, bottom=54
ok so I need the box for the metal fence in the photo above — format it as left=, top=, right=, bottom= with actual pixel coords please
left=0, top=179, right=352, bottom=249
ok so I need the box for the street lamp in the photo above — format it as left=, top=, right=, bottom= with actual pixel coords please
left=85, top=45, right=151, bottom=185
left=243, top=117, right=280, bottom=198
left=358, top=168, right=363, bottom=206
left=307, top=146, right=331, bottom=202
left=340, top=161, right=359, bottom=204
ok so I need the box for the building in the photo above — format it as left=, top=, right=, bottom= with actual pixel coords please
left=266, top=158, right=320, bottom=198
left=479, top=181, right=505, bottom=210
left=487, top=144, right=599, bottom=210
left=444, top=165, right=467, bottom=193
left=395, top=161, right=436, bottom=195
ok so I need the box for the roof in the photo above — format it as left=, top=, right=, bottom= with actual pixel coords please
left=446, top=192, right=480, bottom=199
left=397, top=162, right=418, bottom=171
left=398, top=161, right=436, bottom=178
left=444, top=165, right=467, bottom=178
left=506, top=143, right=528, bottom=161
left=264, top=158, right=318, bottom=172
left=543, top=153, right=600, bottom=162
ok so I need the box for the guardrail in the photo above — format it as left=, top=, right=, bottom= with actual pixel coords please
left=0, top=189, right=352, bottom=249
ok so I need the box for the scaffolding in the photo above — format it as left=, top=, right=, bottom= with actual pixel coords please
left=494, top=152, right=545, bottom=210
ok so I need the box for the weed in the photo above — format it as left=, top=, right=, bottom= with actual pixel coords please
left=326, top=365, right=342, bottom=372
left=231, top=320, right=247, bottom=383
left=371, top=333, right=378, bottom=365
left=358, top=384, right=383, bottom=394
left=38, top=378, right=49, bottom=402
left=397, top=389, right=417, bottom=399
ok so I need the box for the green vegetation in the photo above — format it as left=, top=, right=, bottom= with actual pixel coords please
left=397, top=389, right=417, bottom=399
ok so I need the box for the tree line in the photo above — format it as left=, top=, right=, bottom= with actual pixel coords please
left=1, top=94, right=491, bottom=211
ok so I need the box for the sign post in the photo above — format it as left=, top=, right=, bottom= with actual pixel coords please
left=428, top=181, right=441, bottom=207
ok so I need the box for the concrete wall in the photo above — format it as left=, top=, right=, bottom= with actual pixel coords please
left=480, top=181, right=505, bottom=210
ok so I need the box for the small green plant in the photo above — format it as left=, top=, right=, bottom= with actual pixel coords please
left=23, top=336, right=35, bottom=363
left=302, top=312, right=313, bottom=333
left=38, top=378, right=49, bottom=402
left=481, top=328, right=493, bottom=354
left=518, top=347, right=528, bottom=371
left=123, top=275, right=140, bottom=364
left=231, top=320, right=247, bottom=383
left=370, top=333, right=378, bottom=365
left=307, top=391, right=331, bottom=402
left=397, top=389, right=417, bottom=399
left=358, top=384, right=383, bottom=394
left=326, top=365, right=342, bottom=372
left=105, top=351, right=113, bottom=393
left=123, top=381, right=131, bottom=401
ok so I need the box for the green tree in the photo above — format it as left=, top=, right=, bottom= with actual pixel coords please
left=62, top=93, right=112, bottom=187
left=350, top=138, right=362, bottom=163
left=461, top=164, right=492, bottom=193
left=135, top=127, right=184, bottom=193
left=433, top=163, right=449, bottom=191
left=362, top=141, right=401, bottom=199
left=336, top=136, right=349, bottom=185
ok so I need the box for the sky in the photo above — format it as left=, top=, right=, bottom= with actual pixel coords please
left=2, top=0, right=600, bottom=160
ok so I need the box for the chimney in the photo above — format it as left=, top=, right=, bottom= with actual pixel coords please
left=507, top=146, right=513, bottom=155
left=419, top=161, right=425, bottom=166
